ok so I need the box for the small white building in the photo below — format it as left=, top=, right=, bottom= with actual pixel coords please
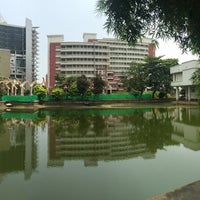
left=170, top=60, right=200, bottom=101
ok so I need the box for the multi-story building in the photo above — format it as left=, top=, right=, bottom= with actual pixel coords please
left=48, top=33, right=155, bottom=92
left=0, top=49, right=10, bottom=78
left=170, top=60, right=200, bottom=101
left=0, top=17, right=39, bottom=82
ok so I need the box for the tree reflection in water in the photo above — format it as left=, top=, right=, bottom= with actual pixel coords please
left=1, top=106, right=200, bottom=200
left=125, top=108, right=177, bottom=153
left=1, top=106, right=198, bottom=164
left=46, top=108, right=178, bottom=156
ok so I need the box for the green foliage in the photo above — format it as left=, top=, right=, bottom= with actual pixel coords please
left=51, top=87, right=65, bottom=101
left=84, top=88, right=93, bottom=98
left=32, top=112, right=47, bottom=126
left=77, top=75, right=90, bottom=96
left=191, top=68, right=200, bottom=101
left=130, top=89, right=140, bottom=97
left=191, top=68, right=200, bottom=85
left=158, top=91, right=167, bottom=99
left=33, top=84, right=47, bottom=100
left=144, top=57, right=178, bottom=98
left=96, top=0, right=200, bottom=54
left=66, top=76, right=77, bottom=87
left=54, top=73, right=67, bottom=88
left=123, top=62, right=147, bottom=95
left=124, top=56, right=178, bottom=98
left=92, top=75, right=105, bottom=95
left=53, top=74, right=104, bottom=97
left=67, top=81, right=78, bottom=96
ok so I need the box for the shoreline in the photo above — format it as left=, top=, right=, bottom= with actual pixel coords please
left=0, top=99, right=198, bottom=112
left=149, top=180, right=200, bottom=200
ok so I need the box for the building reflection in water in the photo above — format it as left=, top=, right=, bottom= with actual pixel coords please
left=172, top=107, right=200, bottom=150
left=47, top=108, right=176, bottom=167
left=0, top=106, right=200, bottom=180
left=0, top=113, right=38, bottom=182
left=48, top=120, right=155, bottom=167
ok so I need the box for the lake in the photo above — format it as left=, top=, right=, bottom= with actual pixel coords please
left=0, top=105, right=200, bottom=200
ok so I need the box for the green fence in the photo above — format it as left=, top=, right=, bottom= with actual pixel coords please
left=88, top=93, right=151, bottom=100
left=1, top=93, right=152, bottom=102
left=2, top=95, right=39, bottom=102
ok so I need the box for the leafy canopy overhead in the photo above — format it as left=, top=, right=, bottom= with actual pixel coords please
left=96, top=0, right=200, bottom=54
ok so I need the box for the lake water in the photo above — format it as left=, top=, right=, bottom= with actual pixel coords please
left=0, top=105, right=200, bottom=200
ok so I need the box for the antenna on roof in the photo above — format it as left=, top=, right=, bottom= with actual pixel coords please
left=0, top=14, right=7, bottom=24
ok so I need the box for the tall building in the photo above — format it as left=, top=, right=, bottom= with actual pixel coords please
left=48, top=33, right=155, bottom=92
left=0, top=49, right=10, bottom=78
left=47, top=35, right=64, bottom=90
left=0, top=17, right=39, bottom=82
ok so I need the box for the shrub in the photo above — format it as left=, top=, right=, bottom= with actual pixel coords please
left=51, top=88, right=65, bottom=101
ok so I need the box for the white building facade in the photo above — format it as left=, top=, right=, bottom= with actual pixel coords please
left=170, top=60, right=200, bottom=100
left=97, top=37, right=153, bottom=91
left=48, top=33, right=154, bottom=92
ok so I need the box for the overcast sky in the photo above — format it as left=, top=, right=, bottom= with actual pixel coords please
left=1, top=0, right=198, bottom=80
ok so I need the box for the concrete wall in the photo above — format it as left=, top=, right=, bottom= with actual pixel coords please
left=25, top=18, right=32, bottom=82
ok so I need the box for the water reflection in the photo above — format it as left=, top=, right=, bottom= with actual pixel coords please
left=1, top=107, right=199, bottom=170
left=0, top=114, right=37, bottom=181
left=47, top=108, right=176, bottom=167
left=172, top=107, right=200, bottom=150
left=0, top=106, right=200, bottom=197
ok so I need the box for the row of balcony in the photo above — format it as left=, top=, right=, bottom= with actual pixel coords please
left=59, top=48, right=110, bottom=53
left=58, top=61, right=109, bottom=66
left=57, top=54, right=109, bottom=60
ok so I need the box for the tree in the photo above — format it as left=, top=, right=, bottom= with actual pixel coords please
left=51, top=87, right=65, bottom=101
left=54, top=73, right=67, bottom=88
left=124, top=56, right=178, bottom=98
left=191, top=68, right=200, bottom=85
left=84, top=88, right=93, bottom=98
left=33, top=84, right=47, bottom=101
left=77, top=75, right=90, bottom=96
left=96, top=0, right=200, bottom=54
left=66, top=76, right=77, bottom=88
left=92, top=75, right=105, bottom=95
left=191, top=68, right=200, bottom=101
left=64, top=76, right=78, bottom=96
left=144, top=56, right=178, bottom=98
left=123, top=62, right=147, bottom=96
left=67, top=81, right=78, bottom=97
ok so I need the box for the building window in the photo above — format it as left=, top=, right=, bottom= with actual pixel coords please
left=173, top=73, right=182, bottom=82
